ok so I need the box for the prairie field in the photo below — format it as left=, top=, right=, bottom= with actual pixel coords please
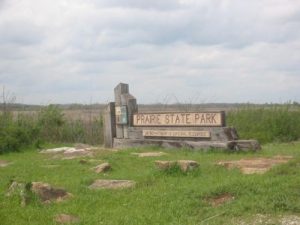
left=0, top=142, right=300, bottom=225
left=1, top=104, right=300, bottom=224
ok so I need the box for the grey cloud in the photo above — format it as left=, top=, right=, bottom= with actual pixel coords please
left=0, top=21, right=44, bottom=45
left=0, top=0, right=300, bottom=104
left=89, top=0, right=181, bottom=10
left=67, top=1, right=300, bottom=50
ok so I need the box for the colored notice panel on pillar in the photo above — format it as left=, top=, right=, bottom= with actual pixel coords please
left=115, top=106, right=128, bottom=125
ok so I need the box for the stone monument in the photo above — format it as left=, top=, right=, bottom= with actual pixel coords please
left=104, top=83, right=260, bottom=151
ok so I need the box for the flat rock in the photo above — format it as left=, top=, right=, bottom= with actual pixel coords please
left=54, top=214, right=80, bottom=224
left=93, top=163, right=111, bottom=173
left=6, top=181, right=29, bottom=207
left=31, top=182, right=72, bottom=203
left=40, top=146, right=94, bottom=159
left=89, top=179, right=135, bottom=190
left=217, top=155, right=293, bottom=174
left=177, top=160, right=199, bottom=172
left=155, top=160, right=177, bottom=170
left=132, top=152, right=167, bottom=157
left=155, top=160, right=199, bottom=172
left=63, top=148, right=93, bottom=159
left=40, top=147, right=71, bottom=154
left=0, top=160, right=10, bottom=167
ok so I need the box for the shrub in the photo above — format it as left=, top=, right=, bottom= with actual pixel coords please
left=0, top=113, right=37, bottom=153
left=37, top=105, right=65, bottom=142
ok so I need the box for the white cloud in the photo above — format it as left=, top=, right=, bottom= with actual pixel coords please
left=0, top=0, right=299, bottom=104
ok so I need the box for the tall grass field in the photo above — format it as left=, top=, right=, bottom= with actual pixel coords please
left=1, top=104, right=300, bottom=153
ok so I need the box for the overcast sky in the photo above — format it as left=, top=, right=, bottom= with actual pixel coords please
left=0, top=0, right=299, bottom=105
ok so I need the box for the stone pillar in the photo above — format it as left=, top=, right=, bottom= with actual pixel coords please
left=114, top=83, right=128, bottom=138
left=121, top=94, right=137, bottom=138
left=103, top=102, right=116, bottom=148
left=114, top=83, right=138, bottom=139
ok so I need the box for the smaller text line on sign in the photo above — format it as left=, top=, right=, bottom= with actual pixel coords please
left=133, top=112, right=225, bottom=127
left=143, top=130, right=211, bottom=138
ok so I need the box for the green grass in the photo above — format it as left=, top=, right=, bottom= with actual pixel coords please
left=227, top=105, right=300, bottom=143
left=1, top=143, right=300, bottom=225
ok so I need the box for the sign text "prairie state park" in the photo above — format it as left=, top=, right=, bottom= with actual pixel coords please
left=133, top=112, right=224, bottom=127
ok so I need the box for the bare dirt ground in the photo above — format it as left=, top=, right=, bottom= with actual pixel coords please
left=206, top=193, right=235, bottom=207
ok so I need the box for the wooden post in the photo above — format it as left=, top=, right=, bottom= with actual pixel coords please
left=104, top=102, right=116, bottom=148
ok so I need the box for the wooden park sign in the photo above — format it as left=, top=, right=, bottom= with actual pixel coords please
left=133, top=112, right=225, bottom=127
left=103, top=83, right=260, bottom=151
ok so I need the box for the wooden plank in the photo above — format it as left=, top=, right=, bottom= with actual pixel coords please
left=143, top=130, right=210, bottom=138
left=133, top=112, right=225, bottom=127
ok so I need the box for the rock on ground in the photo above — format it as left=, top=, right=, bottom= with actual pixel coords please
left=6, top=181, right=29, bottom=207
left=6, top=181, right=72, bottom=205
left=93, top=163, right=111, bottom=173
left=40, top=147, right=71, bottom=154
left=40, top=146, right=94, bottom=159
left=217, top=155, right=293, bottom=174
left=155, top=160, right=199, bottom=172
left=62, top=148, right=93, bottom=159
left=31, top=182, right=72, bottom=203
left=89, top=179, right=136, bottom=190
left=0, top=160, right=11, bottom=167
left=177, top=160, right=199, bottom=172
left=155, top=160, right=177, bottom=170
left=54, top=214, right=80, bottom=224
left=132, top=152, right=167, bottom=157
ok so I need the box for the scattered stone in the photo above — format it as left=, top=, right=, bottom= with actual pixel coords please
left=217, top=155, right=293, bottom=174
left=231, top=140, right=261, bottom=151
left=89, top=179, right=135, bottom=190
left=6, top=181, right=72, bottom=205
left=40, top=147, right=71, bottom=154
left=155, top=160, right=177, bottom=170
left=6, top=181, right=30, bottom=207
left=206, top=193, right=235, bottom=207
left=93, top=163, right=111, bottom=173
left=31, top=182, right=72, bottom=203
left=177, top=160, right=199, bottom=172
left=54, top=214, right=80, bottom=224
left=40, top=146, right=94, bottom=159
left=0, top=160, right=11, bottom=167
left=132, top=152, right=167, bottom=157
left=155, top=160, right=199, bottom=172
left=63, top=148, right=93, bottom=159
